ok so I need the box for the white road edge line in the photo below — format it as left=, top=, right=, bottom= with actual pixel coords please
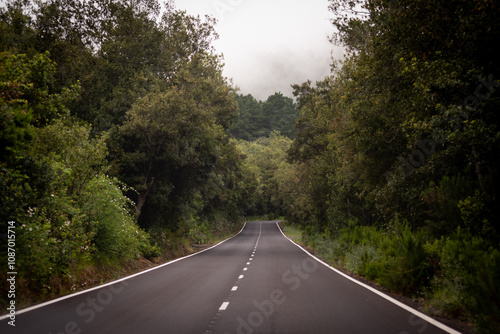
left=275, top=222, right=462, bottom=334
left=219, top=302, right=230, bottom=311
left=0, top=222, right=250, bottom=321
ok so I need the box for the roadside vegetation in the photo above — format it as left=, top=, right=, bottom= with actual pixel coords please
left=0, top=0, right=298, bottom=311
left=276, top=1, right=500, bottom=332
left=0, top=0, right=248, bottom=310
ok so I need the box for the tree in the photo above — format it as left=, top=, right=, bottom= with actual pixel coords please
left=230, top=92, right=300, bottom=140
left=229, top=94, right=262, bottom=140
left=236, top=132, right=293, bottom=216
left=118, top=52, right=237, bottom=226
left=261, top=93, right=299, bottom=139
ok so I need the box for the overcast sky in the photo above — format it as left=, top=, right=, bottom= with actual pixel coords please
left=173, top=0, right=343, bottom=100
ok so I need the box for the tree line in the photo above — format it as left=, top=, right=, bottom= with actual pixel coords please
left=0, top=0, right=301, bottom=307
left=275, top=0, right=499, bottom=331
left=229, top=92, right=299, bottom=140
left=0, top=0, right=256, bottom=302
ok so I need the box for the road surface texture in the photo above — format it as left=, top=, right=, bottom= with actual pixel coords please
left=1, top=221, right=460, bottom=334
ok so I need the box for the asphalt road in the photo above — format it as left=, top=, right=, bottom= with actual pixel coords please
left=1, top=221, right=460, bottom=334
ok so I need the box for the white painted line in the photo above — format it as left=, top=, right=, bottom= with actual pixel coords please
left=0, top=222, right=250, bottom=321
left=238, top=275, right=244, bottom=279
left=231, top=286, right=238, bottom=291
left=243, top=267, right=248, bottom=271
left=246, top=262, right=250, bottom=265
left=275, top=223, right=462, bottom=334
left=249, top=258, right=253, bottom=261
left=219, top=302, right=230, bottom=311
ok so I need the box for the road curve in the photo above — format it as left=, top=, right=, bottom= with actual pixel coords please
left=1, top=221, right=460, bottom=334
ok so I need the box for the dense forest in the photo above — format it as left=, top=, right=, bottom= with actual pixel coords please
left=0, top=0, right=298, bottom=309
left=0, top=0, right=251, bottom=305
left=282, top=0, right=500, bottom=332
left=1, top=0, right=499, bottom=332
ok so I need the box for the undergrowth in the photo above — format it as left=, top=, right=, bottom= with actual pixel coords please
left=282, top=217, right=500, bottom=333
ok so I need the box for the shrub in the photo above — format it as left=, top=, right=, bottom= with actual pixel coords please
left=137, top=230, right=161, bottom=260
left=376, top=218, right=431, bottom=294
left=465, top=247, right=500, bottom=333
left=425, top=228, right=500, bottom=330
left=188, top=219, right=211, bottom=245
left=81, top=175, right=142, bottom=262
left=16, top=200, right=93, bottom=293
left=345, top=244, right=381, bottom=276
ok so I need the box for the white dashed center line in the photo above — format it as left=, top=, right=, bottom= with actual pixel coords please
left=219, top=302, right=230, bottom=311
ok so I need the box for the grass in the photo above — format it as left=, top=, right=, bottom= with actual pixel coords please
left=280, top=221, right=303, bottom=244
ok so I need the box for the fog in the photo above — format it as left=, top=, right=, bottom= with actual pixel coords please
left=174, top=0, right=344, bottom=100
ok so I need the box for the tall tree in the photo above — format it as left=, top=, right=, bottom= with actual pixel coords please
left=230, top=92, right=299, bottom=140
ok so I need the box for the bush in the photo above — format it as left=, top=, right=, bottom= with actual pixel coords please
left=15, top=199, right=93, bottom=292
left=466, top=248, right=500, bottom=333
left=432, top=229, right=500, bottom=331
left=81, top=175, right=142, bottom=262
left=137, top=230, right=162, bottom=260
left=377, top=219, right=431, bottom=294
left=345, top=244, right=380, bottom=276
left=188, top=219, right=211, bottom=245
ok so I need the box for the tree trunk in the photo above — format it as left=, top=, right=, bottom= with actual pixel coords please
left=135, top=191, right=148, bottom=222
left=472, top=146, right=486, bottom=194
left=134, top=163, right=155, bottom=222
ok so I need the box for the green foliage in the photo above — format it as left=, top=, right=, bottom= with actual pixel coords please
left=424, top=229, right=500, bottom=330
left=0, top=42, right=161, bottom=300
left=235, top=132, right=293, bottom=216
left=188, top=220, right=211, bottom=245
left=458, top=190, right=495, bottom=238
left=230, top=93, right=300, bottom=140
left=0, top=51, right=77, bottom=160
left=285, top=1, right=500, bottom=328
left=81, top=175, right=141, bottom=262
left=375, top=218, right=430, bottom=294
left=303, top=218, right=430, bottom=294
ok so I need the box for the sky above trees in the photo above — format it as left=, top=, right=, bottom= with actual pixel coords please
left=173, top=0, right=344, bottom=100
